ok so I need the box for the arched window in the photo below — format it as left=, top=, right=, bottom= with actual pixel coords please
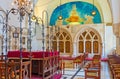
left=52, top=30, right=72, bottom=55
left=78, top=30, right=100, bottom=54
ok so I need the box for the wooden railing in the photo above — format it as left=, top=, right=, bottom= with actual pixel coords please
left=0, top=55, right=31, bottom=79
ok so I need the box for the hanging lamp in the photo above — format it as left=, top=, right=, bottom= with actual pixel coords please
left=91, top=0, right=96, bottom=16
left=58, top=0, right=63, bottom=20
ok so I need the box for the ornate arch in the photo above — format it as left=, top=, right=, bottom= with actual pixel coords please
left=52, top=28, right=73, bottom=56
left=74, top=26, right=102, bottom=56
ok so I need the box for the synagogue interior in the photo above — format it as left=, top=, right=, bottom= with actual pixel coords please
left=0, top=0, right=120, bottom=79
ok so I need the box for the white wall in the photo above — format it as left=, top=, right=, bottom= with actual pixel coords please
left=110, top=0, right=120, bottom=23
left=31, top=24, right=43, bottom=51
left=105, top=26, right=116, bottom=57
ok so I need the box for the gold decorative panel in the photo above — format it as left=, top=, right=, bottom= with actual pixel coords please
left=79, top=41, right=83, bottom=53
left=79, top=35, right=83, bottom=40
left=85, top=41, right=91, bottom=53
left=93, top=41, right=98, bottom=53
left=59, top=41, right=64, bottom=52
left=90, top=31, right=95, bottom=37
left=53, top=41, right=57, bottom=51
left=53, top=36, right=57, bottom=40
left=59, top=34, right=63, bottom=40
left=94, top=35, right=98, bottom=39
left=82, top=31, right=87, bottom=37
left=63, top=32, right=67, bottom=37
left=56, top=32, right=60, bottom=36
left=65, top=41, right=70, bottom=53
left=66, top=36, right=70, bottom=40
left=86, top=34, right=91, bottom=40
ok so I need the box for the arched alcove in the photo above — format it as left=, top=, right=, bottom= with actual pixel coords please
left=74, top=26, right=102, bottom=57
left=52, top=28, right=73, bottom=56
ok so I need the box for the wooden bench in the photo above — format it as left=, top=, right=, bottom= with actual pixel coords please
left=84, top=55, right=101, bottom=79
left=85, top=67, right=100, bottom=79
left=60, top=54, right=85, bottom=68
left=108, top=55, right=120, bottom=79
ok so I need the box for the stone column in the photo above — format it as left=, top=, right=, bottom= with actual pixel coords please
left=113, top=23, right=120, bottom=54
left=116, top=37, right=120, bottom=54
left=72, top=41, right=77, bottom=57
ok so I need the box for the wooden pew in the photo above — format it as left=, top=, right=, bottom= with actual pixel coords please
left=108, top=55, right=120, bottom=79
left=84, top=55, right=101, bottom=79
left=60, top=54, right=85, bottom=68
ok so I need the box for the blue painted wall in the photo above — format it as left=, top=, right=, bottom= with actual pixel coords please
left=50, top=1, right=102, bottom=26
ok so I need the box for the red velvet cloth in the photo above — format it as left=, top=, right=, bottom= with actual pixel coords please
left=7, top=51, right=59, bottom=58
left=7, top=51, right=30, bottom=58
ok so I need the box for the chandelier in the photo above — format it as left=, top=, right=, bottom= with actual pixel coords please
left=13, top=0, right=32, bottom=8
left=13, top=0, right=33, bottom=16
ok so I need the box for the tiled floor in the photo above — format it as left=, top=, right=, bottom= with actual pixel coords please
left=60, top=62, right=112, bottom=79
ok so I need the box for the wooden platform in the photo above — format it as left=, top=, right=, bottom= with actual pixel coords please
left=7, top=51, right=62, bottom=79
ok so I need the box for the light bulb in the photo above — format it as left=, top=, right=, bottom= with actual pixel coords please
left=58, top=16, right=62, bottom=20
left=31, top=15, right=37, bottom=22
left=91, top=10, right=96, bottom=16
